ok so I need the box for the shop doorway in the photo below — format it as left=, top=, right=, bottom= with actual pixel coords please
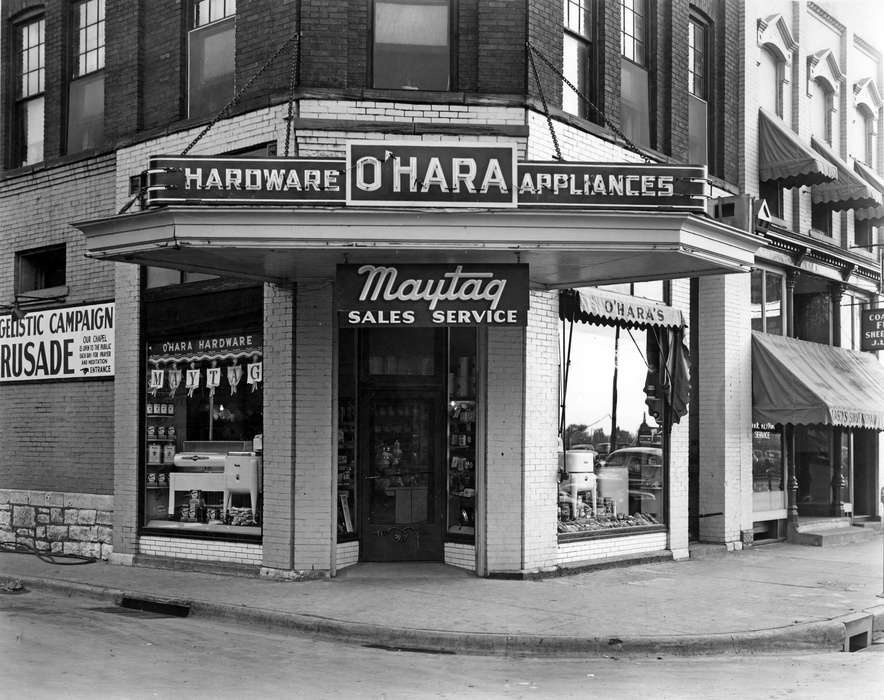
left=353, top=328, right=447, bottom=562
left=359, top=388, right=444, bottom=560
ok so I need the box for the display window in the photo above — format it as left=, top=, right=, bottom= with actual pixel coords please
left=141, top=287, right=263, bottom=538
left=752, top=422, right=785, bottom=512
left=557, top=285, right=689, bottom=538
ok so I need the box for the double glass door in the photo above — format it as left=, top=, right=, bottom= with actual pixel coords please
left=360, top=389, right=443, bottom=561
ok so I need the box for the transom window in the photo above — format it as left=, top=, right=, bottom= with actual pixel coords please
left=750, top=269, right=784, bottom=335
left=194, top=0, right=236, bottom=27
left=73, top=0, right=105, bottom=76
left=621, top=0, right=647, bottom=66
left=372, top=0, right=451, bottom=91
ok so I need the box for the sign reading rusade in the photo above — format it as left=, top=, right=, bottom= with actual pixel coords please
left=336, top=264, right=529, bottom=327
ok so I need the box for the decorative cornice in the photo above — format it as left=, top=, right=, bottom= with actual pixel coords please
left=807, top=2, right=846, bottom=34
left=807, top=49, right=845, bottom=96
left=854, top=35, right=882, bottom=61
left=760, top=229, right=881, bottom=283
left=854, top=78, right=883, bottom=114
left=758, top=14, right=798, bottom=64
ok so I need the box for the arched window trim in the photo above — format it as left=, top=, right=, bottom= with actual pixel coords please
left=757, top=14, right=797, bottom=66
left=806, top=49, right=844, bottom=98
left=854, top=77, right=882, bottom=117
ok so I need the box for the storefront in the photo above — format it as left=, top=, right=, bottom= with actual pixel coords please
left=74, top=142, right=762, bottom=576
left=752, top=331, right=884, bottom=532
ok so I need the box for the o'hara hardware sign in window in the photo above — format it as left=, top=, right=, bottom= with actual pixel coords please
left=336, top=264, right=529, bottom=327
left=0, top=302, right=114, bottom=381
left=145, top=142, right=706, bottom=212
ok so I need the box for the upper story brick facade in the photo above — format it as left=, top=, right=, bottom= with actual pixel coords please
left=2, top=1, right=743, bottom=189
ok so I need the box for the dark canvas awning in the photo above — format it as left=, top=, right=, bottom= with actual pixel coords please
left=853, top=159, right=884, bottom=225
left=811, top=136, right=882, bottom=211
left=758, top=108, right=837, bottom=187
left=752, top=331, right=884, bottom=429
left=559, top=287, right=685, bottom=330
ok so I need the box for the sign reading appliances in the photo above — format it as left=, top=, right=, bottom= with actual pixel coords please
left=337, top=264, right=528, bottom=327
left=861, top=309, right=884, bottom=352
left=145, top=144, right=707, bottom=213
left=0, top=302, right=114, bottom=382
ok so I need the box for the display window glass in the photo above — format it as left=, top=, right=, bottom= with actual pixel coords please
left=141, top=287, right=263, bottom=538
left=752, top=422, right=785, bottom=512
left=558, top=291, right=670, bottom=536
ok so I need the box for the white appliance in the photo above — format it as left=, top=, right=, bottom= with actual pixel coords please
left=224, top=452, right=262, bottom=515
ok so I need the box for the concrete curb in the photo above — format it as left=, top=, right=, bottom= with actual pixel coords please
left=10, top=573, right=883, bottom=657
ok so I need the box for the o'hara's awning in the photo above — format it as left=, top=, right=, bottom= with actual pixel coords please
left=758, top=108, right=837, bottom=187
left=853, top=158, right=884, bottom=226
left=559, top=287, right=685, bottom=330
left=752, top=331, right=884, bottom=430
left=811, top=136, right=881, bottom=211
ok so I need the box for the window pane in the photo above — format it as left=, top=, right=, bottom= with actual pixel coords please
left=765, top=272, right=783, bottom=335
left=68, top=73, right=105, bottom=153
left=189, top=19, right=235, bottom=119
left=17, top=246, right=65, bottom=292
left=751, top=269, right=764, bottom=332
left=840, top=295, right=854, bottom=349
left=373, top=1, right=450, bottom=91
left=688, top=94, right=707, bottom=165
left=753, top=423, right=784, bottom=498
left=620, top=59, right=650, bottom=147
left=20, top=97, right=45, bottom=165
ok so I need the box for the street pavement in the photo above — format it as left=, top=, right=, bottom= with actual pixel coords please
left=1, top=537, right=883, bottom=657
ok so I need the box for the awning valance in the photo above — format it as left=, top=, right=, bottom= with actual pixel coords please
left=811, top=136, right=882, bottom=211
left=852, top=159, right=884, bottom=225
left=559, top=287, right=685, bottom=330
left=752, top=331, right=884, bottom=429
left=758, top=108, right=837, bottom=186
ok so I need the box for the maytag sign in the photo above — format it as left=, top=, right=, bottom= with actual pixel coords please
left=145, top=142, right=707, bottom=212
left=336, top=264, right=529, bottom=327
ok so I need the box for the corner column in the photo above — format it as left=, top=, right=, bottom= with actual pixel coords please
left=697, top=274, right=753, bottom=547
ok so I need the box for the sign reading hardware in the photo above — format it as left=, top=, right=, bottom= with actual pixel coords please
left=0, top=302, right=114, bottom=382
left=860, top=308, right=884, bottom=352
left=145, top=144, right=707, bottom=212
left=336, top=264, right=529, bottom=327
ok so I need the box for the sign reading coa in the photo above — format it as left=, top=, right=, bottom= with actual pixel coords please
left=336, top=264, right=528, bottom=327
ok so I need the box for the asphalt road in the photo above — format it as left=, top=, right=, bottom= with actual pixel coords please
left=1, top=586, right=881, bottom=699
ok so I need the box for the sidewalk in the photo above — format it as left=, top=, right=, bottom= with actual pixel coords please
left=2, top=538, right=883, bottom=657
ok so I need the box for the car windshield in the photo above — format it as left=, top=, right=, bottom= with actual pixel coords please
left=604, top=452, right=628, bottom=466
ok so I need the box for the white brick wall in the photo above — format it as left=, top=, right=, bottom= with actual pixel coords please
left=138, top=535, right=262, bottom=566
left=444, top=542, right=476, bottom=571
left=668, top=279, right=692, bottom=558
left=336, top=541, right=359, bottom=570
left=557, top=531, right=668, bottom=565
left=698, top=274, right=753, bottom=545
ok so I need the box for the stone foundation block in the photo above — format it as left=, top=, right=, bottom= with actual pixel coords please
left=12, top=506, right=35, bottom=529
left=47, top=525, right=69, bottom=542
left=77, top=509, right=97, bottom=525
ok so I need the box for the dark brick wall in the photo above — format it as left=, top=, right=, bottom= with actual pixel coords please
left=477, top=1, right=526, bottom=94
left=141, top=0, right=186, bottom=131
left=236, top=0, right=300, bottom=107
left=457, top=0, right=479, bottom=92
left=105, top=1, right=143, bottom=140
left=300, top=0, right=349, bottom=89
left=527, top=0, right=562, bottom=108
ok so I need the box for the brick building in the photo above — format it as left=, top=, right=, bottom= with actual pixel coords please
left=0, top=1, right=879, bottom=577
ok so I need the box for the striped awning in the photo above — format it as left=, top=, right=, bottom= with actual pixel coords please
left=758, top=108, right=837, bottom=187
left=559, top=287, right=685, bottom=330
left=853, top=159, right=884, bottom=225
left=811, top=136, right=882, bottom=211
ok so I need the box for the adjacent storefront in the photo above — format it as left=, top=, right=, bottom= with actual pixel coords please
left=74, top=141, right=761, bottom=575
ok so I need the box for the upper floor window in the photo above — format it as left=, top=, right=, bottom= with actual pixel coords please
left=12, top=16, right=45, bottom=167
left=688, top=13, right=711, bottom=167
left=758, top=47, right=785, bottom=119
left=68, top=0, right=105, bottom=154
left=189, top=0, right=236, bottom=120
left=620, top=0, right=650, bottom=148
left=750, top=269, right=784, bottom=335
left=563, top=0, right=596, bottom=120
left=17, top=245, right=66, bottom=295
left=854, top=105, right=877, bottom=167
left=811, top=78, right=835, bottom=148
left=373, top=0, right=451, bottom=91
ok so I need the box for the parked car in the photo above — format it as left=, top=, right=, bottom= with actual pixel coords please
left=601, top=447, right=664, bottom=517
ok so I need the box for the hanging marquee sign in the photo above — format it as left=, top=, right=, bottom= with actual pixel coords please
left=144, top=143, right=707, bottom=213
left=861, top=309, right=884, bottom=352
left=336, top=263, right=529, bottom=327
left=0, top=302, right=115, bottom=382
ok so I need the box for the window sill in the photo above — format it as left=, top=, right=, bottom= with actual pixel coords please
left=17, top=285, right=69, bottom=303
left=558, top=523, right=666, bottom=543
